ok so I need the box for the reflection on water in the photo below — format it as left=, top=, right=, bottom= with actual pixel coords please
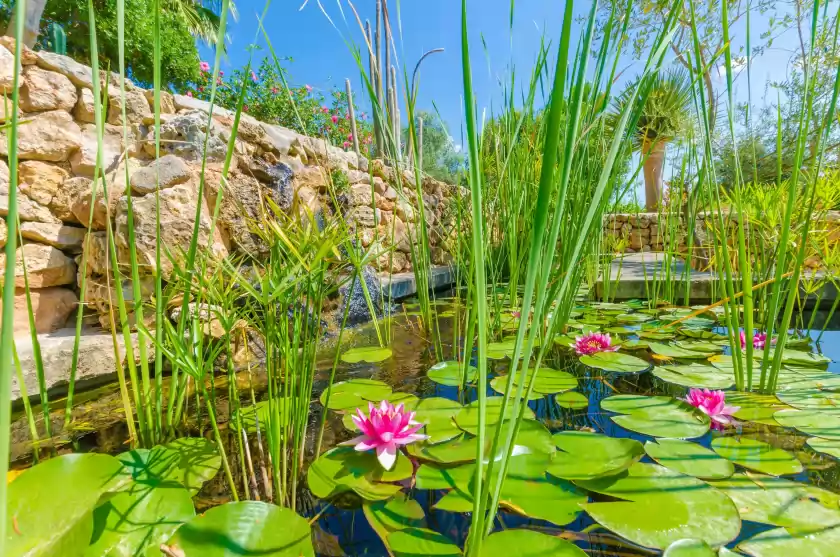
left=11, top=296, right=840, bottom=555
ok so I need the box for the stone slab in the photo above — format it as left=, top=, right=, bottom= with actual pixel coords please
left=381, top=265, right=455, bottom=299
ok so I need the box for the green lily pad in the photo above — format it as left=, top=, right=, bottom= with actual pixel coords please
left=433, top=490, right=474, bottom=512
left=341, top=346, right=394, bottom=363
left=638, top=330, right=677, bottom=341
left=578, top=462, right=741, bottom=550
left=414, top=397, right=464, bottom=445
left=602, top=395, right=710, bottom=439
left=86, top=482, right=195, bottom=557
left=711, top=437, right=803, bottom=476
left=427, top=361, right=477, bottom=386
left=653, top=364, right=734, bottom=389
left=487, top=339, right=518, bottom=359
left=407, top=435, right=477, bottom=464
left=307, top=446, right=410, bottom=501
left=579, top=351, right=651, bottom=373
left=779, top=349, right=830, bottom=367
left=663, top=539, right=716, bottom=557
left=806, top=437, right=840, bottom=458
left=492, top=367, right=577, bottom=397
left=647, top=342, right=714, bottom=360
left=117, top=439, right=221, bottom=496
left=547, top=430, right=644, bottom=480
left=7, top=454, right=129, bottom=557
left=478, top=529, right=587, bottom=556
left=319, top=379, right=392, bottom=411
left=738, top=525, right=840, bottom=556
left=454, top=396, right=535, bottom=436
left=616, top=313, right=653, bottom=323
left=727, top=392, right=791, bottom=426
left=496, top=475, right=587, bottom=526
left=364, top=494, right=427, bottom=554
left=774, top=409, right=840, bottom=440
left=644, top=439, right=734, bottom=480
left=165, top=501, right=313, bottom=556
left=387, top=528, right=462, bottom=556
left=621, top=339, right=651, bottom=350
left=555, top=391, right=589, bottom=409
left=709, top=473, right=840, bottom=532
left=415, top=463, right=475, bottom=491
left=678, top=329, right=727, bottom=341
left=776, top=387, right=840, bottom=412
left=489, top=376, right=544, bottom=401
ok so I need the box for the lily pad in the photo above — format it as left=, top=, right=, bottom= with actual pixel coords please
left=653, top=364, right=734, bottom=390
left=602, top=395, right=710, bottom=439
left=364, top=494, right=427, bottom=554
left=555, top=391, right=589, bottom=409
left=307, top=446, right=410, bottom=501
left=478, top=529, right=587, bottom=557
left=433, top=490, right=474, bottom=512
left=579, top=351, right=651, bottom=373
left=647, top=342, right=714, bottom=360
left=727, top=392, right=791, bottom=426
left=578, top=462, right=741, bottom=550
left=774, top=409, right=840, bottom=440
left=454, top=396, right=535, bottom=436
left=165, top=501, right=313, bottom=556
left=319, top=379, right=392, bottom=411
left=492, top=367, right=577, bottom=396
left=678, top=329, right=727, bottom=341
left=663, top=539, right=716, bottom=557
left=487, top=339, right=518, bottom=359
left=407, top=435, right=478, bottom=464
left=7, top=454, right=129, bottom=557
left=638, top=330, right=677, bottom=340
left=232, top=398, right=293, bottom=435
left=547, top=430, right=644, bottom=480
left=738, top=525, right=840, bottom=556
left=415, top=463, right=475, bottom=491
left=776, top=387, right=840, bottom=412
left=341, top=346, right=394, bottom=363
left=779, top=349, right=830, bottom=367
left=386, top=528, right=462, bottom=556
left=489, top=376, right=544, bottom=401
left=427, top=361, right=477, bottom=386
left=496, top=475, right=587, bottom=526
left=806, top=437, right=840, bottom=459
left=644, top=439, right=734, bottom=480
left=711, top=437, right=803, bottom=476
left=414, top=397, right=464, bottom=445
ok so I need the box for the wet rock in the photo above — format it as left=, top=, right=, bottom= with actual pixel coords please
left=339, top=265, right=383, bottom=325
left=264, top=161, right=294, bottom=212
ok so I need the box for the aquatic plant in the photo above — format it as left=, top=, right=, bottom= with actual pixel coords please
left=685, top=389, right=740, bottom=430
left=342, top=400, right=427, bottom=470
left=573, top=332, right=619, bottom=356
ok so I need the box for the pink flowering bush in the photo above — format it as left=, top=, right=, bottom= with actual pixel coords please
left=685, top=389, right=740, bottom=430
left=183, top=58, right=374, bottom=152
left=342, top=401, right=427, bottom=470
left=574, top=332, right=619, bottom=356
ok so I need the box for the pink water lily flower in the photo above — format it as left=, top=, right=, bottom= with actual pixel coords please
left=342, top=401, right=427, bottom=470
left=685, top=388, right=740, bottom=430
left=740, top=330, right=773, bottom=350
left=574, top=332, right=619, bottom=356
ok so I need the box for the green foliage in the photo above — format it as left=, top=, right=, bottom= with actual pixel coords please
left=403, top=110, right=465, bottom=183
left=330, top=168, right=350, bottom=196
left=183, top=58, right=374, bottom=152
left=0, top=0, right=207, bottom=89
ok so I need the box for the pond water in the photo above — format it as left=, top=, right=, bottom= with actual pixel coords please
left=11, top=295, right=840, bottom=555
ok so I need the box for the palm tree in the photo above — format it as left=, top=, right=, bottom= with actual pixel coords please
left=613, top=68, right=693, bottom=211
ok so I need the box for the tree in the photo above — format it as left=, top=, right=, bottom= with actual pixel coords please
left=613, top=68, right=693, bottom=211
left=403, top=110, right=465, bottom=183
left=1, top=0, right=228, bottom=89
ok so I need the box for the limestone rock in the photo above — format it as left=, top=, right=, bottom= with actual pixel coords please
left=263, top=162, right=295, bottom=212
left=0, top=96, right=18, bottom=123
left=203, top=168, right=263, bottom=254
left=144, top=110, right=227, bottom=161
left=20, top=222, right=85, bottom=251
left=130, top=155, right=191, bottom=194
left=0, top=37, right=37, bottom=65
left=6, top=244, right=76, bottom=288
left=50, top=176, right=91, bottom=223
left=392, top=216, right=412, bottom=253
left=347, top=206, right=380, bottom=227
left=348, top=183, right=373, bottom=206
left=396, top=198, right=415, bottom=222
left=339, top=265, right=383, bottom=325
left=71, top=123, right=123, bottom=176
left=83, top=275, right=153, bottom=315
left=260, top=124, right=299, bottom=156
left=115, top=181, right=228, bottom=278
left=73, top=88, right=96, bottom=123
left=294, top=166, right=327, bottom=192
left=107, top=89, right=151, bottom=125
left=19, top=66, right=77, bottom=112
left=382, top=185, right=398, bottom=201
left=0, top=216, right=5, bottom=248
left=295, top=186, right=320, bottom=218
left=18, top=161, right=68, bottom=206
left=0, top=44, right=20, bottom=93
left=34, top=51, right=129, bottom=91
left=347, top=170, right=369, bottom=185
left=0, top=160, right=60, bottom=224
left=70, top=160, right=138, bottom=229
left=81, top=231, right=108, bottom=275
left=11, top=287, right=78, bottom=334
left=143, top=89, right=175, bottom=114
left=0, top=110, right=82, bottom=162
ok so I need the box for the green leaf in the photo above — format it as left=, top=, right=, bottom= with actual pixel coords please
left=778, top=349, right=830, bottom=367
left=638, top=330, right=677, bottom=340
left=547, top=430, right=644, bottom=480
left=579, top=462, right=741, bottom=550
left=489, top=376, right=544, bottom=401
left=496, top=475, right=586, bottom=526
left=307, top=446, right=409, bottom=501
left=555, top=391, right=589, bottom=409
left=647, top=342, right=714, bottom=360
left=662, top=539, right=716, bottom=557
left=341, top=346, right=394, bottom=363
left=165, top=501, right=314, bottom=556
left=727, top=392, right=790, bottom=426
left=386, top=528, right=462, bottom=556
left=616, top=313, right=653, bottom=323
left=807, top=437, right=840, bottom=459
left=414, top=397, right=464, bottom=445
left=7, top=454, right=129, bottom=557
left=433, top=490, right=474, bottom=512
left=86, top=483, right=195, bottom=557
left=426, top=361, right=477, bottom=386
left=737, top=525, right=840, bottom=556
left=579, top=351, right=651, bottom=373
left=364, top=494, right=427, bottom=555
left=644, top=439, right=734, bottom=480
left=478, top=529, right=586, bottom=556
left=319, top=379, right=392, bottom=411
left=602, top=395, right=710, bottom=439
left=653, top=364, right=734, bottom=390
left=415, top=463, right=475, bottom=491
left=487, top=338, right=518, bottom=359
left=232, top=398, right=293, bottom=435
left=162, top=438, right=223, bottom=494
left=774, top=409, right=840, bottom=440
left=711, top=437, right=803, bottom=476
left=454, top=396, right=535, bottom=436
left=407, top=435, right=477, bottom=464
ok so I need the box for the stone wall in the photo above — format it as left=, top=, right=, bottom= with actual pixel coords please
left=0, top=39, right=463, bottom=334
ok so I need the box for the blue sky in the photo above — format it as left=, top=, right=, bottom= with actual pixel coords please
left=198, top=0, right=804, bottom=152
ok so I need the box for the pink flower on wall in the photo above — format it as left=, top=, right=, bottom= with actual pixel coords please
left=347, top=134, right=354, bottom=142
left=343, top=141, right=351, bottom=148
left=322, top=106, right=329, bottom=114
left=305, top=84, right=313, bottom=93
left=331, top=115, right=339, bottom=124
left=271, top=87, right=279, bottom=95
left=250, top=71, right=258, bottom=82
left=199, top=61, right=210, bottom=72
left=186, top=91, right=193, bottom=97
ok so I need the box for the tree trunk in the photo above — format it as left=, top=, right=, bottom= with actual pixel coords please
left=642, top=139, right=667, bottom=212
left=5, top=0, right=47, bottom=48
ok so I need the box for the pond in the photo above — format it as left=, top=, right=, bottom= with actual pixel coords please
left=11, top=294, right=840, bottom=556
